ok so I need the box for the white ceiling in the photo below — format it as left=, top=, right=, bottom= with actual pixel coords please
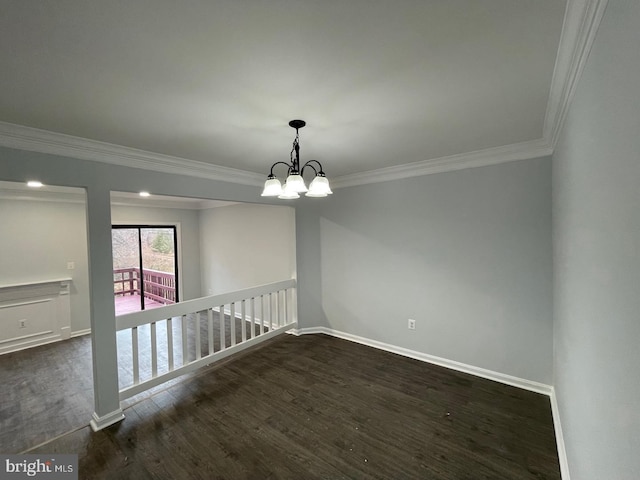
left=0, top=0, right=568, bottom=182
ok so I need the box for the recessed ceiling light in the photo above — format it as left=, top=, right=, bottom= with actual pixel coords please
left=139, top=191, right=151, bottom=197
left=27, top=181, right=44, bottom=188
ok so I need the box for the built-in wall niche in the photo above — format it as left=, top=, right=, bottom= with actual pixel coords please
left=0, top=181, right=90, bottom=347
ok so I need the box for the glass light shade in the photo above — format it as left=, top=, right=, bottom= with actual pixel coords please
left=305, top=176, right=333, bottom=197
left=278, top=190, right=300, bottom=199
left=278, top=180, right=301, bottom=199
left=261, top=177, right=283, bottom=196
left=284, top=173, right=308, bottom=193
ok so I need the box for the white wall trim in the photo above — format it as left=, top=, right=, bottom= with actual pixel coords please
left=71, top=328, right=91, bottom=338
left=0, top=118, right=552, bottom=191
left=0, top=121, right=264, bottom=187
left=332, top=0, right=609, bottom=191
left=543, top=0, right=609, bottom=148
left=331, top=138, right=553, bottom=189
left=291, top=327, right=552, bottom=395
left=0, top=280, right=72, bottom=355
left=550, top=387, right=571, bottom=480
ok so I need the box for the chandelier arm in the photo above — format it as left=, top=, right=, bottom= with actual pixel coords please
left=269, top=161, right=294, bottom=177
left=302, top=159, right=326, bottom=175
left=300, top=163, right=318, bottom=177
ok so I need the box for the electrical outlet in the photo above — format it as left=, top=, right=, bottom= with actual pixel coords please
left=19, top=319, right=27, bottom=329
left=67, top=261, right=75, bottom=270
left=408, top=318, right=416, bottom=330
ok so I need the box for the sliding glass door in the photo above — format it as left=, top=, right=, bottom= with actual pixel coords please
left=112, top=225, right=178, bottom=315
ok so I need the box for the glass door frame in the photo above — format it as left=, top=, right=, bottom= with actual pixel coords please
left=112, top=224, right=180, bottom=312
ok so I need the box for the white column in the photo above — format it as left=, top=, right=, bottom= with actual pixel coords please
left=86, top=187, right=124, bottom=431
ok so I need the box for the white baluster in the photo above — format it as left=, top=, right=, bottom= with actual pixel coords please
left=241, top=299, right=247, bottom=343
left=132, top=326, right=139, bottom=385
left=207, top=309, right=214, bottom=356
left=195, top=311, right=201, bottom=360
left=181, top=315, right=188, bottom=365
left=219, top=305, right=226, bottom=350
left=167, top=318, right=174, bottom=371
left=283, top=289, right=288, bottom=325
left=250, top=297, right=256, bottom=339
left=230, top=302, right=236, bottom=346
left=151, top=321, right=158, bottom=378
left=260, top=295, right=265, bottom=335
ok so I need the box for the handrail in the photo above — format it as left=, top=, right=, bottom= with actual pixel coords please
left=139, top=268, right=174, bottom=277
left=114, top=267, right=173, bottom=276
left=116, top=279, right=296, bottom=330
left=114, top=267, right=176, bottom=303
left=115, top=277, right=298, bottom=401
left=113, top=267, right=138, bottom=273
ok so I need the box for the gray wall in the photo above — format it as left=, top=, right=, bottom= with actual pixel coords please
left=0, top=195, right=91, bottom=333
left=0, top=197, right=207, bottom=334
left=199, top=203, right=296, bottom=295
left=297, top=157, right=553, bottom=384
left=0, top=146, right=277, bottom=417
left=552, top=0, right=640, bottom=478
left=0, top=147, right=293, bottom=339
left=111, top=204, right=202, bottom=301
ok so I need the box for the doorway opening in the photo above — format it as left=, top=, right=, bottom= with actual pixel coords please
left=0, top=181, right=94, bottom=453
left=112, top=225, right=179, bottom=315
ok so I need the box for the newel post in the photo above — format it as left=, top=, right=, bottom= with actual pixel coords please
left=85, top=186, right=124, bottom=430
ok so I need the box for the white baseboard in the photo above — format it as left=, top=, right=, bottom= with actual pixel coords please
left=61, top=326, right=71, bottom=340
left=292, top=326, right=552, bottom=395
left=550, top=387, right=570, bottom=480
left=0, top=328, right=91, bottom=355
left=292, top=326, right=569, bottom=478
left=71, top=328, right=91, bottom=338
left=0, top=333, right=64, bottom=355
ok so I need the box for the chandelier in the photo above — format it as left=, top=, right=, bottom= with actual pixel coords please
left=261, top=120, right=333, bottom=199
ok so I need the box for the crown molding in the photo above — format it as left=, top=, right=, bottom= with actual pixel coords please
left=0, top=118, right=552, bottom=191
left=0, top=121, right=264, bottom=187
left=543, top=0, right=609, bottom=148
left=332, top=0, right=609, bottom=190
left=0, top=1, right=607, bottom=192
left=331, top=138, right=553, bottom=189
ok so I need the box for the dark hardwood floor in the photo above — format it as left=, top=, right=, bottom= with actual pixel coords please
left=20, top=334, right=560, bottom=479
left=0, top=312, right=266, bottom=453
left=0, top=335, right=94, bottom=453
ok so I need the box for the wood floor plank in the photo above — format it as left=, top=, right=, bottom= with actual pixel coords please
left=9, top=333, right=560, bottom=479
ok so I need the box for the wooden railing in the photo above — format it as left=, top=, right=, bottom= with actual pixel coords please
left=113, top=267, right=138, bottom=296
left=113, top=267, right=176, bottom=304
left=115, top=279, right=297, bottom=401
